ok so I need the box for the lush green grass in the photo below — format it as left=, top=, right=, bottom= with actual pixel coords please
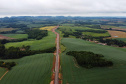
left=5, top=31, right=56, bottom=50
left=1, top=34, right=28, bottom=39
left=0, top=53, right=53, bottom=84
left=0, top=68, right=7, bottom=78
left=114, top=38, right=126, bottom=42
left=82, top=32, right=110, bottom=37
left=61, top=38, right=126, bottom=84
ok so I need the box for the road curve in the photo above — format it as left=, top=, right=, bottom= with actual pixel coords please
left=52, top=26, right=60, bottom=84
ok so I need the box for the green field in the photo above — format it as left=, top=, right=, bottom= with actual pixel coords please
left=61, top=38, right=126, bottom=84
left=59, top=26, right=109, bottom=37
left=1, top=34, right=28, bottom=39
left=82, top=32, right=110, bottom=37
left=114, top=38, right=126, bottom=42
left=5, top=31, right=56, bottom=50
left=0, top=53, right=53, bottom=84
left=0, top=68, right=7, bottom=79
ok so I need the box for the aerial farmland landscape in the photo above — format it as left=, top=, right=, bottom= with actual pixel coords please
left=0, top=0, right=126, bottom=84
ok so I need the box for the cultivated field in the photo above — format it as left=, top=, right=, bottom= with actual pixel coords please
left=114, top=38, right=126, bottom=42
left=0, top=35, right=15, bottom=40
left=5, top=31, right=56, bottom=50
left=0, top=28, right=15, bottom=32
left=0, top=53, right=53, bottom=84
left=0, top=68, right=7, bottom=79
left=61, top=38, right=126, bottom=84
left=107, top=30, right=126, bottom=38
left=1, top=34, right=28, bottom=39
left=40, top=26, right=57, bottom=31
left=82, top=32, right=110, bottom=37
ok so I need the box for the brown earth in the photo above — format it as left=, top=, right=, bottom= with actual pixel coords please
left=107, top=30, right=126, bottom=38
left=0, top=35, right=15, bottom=39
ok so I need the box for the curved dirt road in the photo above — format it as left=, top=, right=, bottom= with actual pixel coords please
left=52, top=26, right=60, bottom=84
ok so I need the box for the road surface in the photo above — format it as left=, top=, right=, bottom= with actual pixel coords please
left=52, top=26, right=60, bottom=84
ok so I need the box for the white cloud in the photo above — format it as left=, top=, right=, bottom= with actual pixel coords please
left=0, top=0, right=126, bottom=17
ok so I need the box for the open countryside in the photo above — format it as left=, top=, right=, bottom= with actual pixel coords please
left=0, top=16, right=126, bottom=84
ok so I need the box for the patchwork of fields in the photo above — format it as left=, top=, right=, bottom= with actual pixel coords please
left=5, top=31, right=56, bottom=50
left=0, top=53, right=53, bottom=84
left=40, top=26, right=57, bottom=31
left=1, top=34, right=28, bottom=39
left=61, top=38, right=126, bottom=84
left=0, top=28, right=15, bottom=32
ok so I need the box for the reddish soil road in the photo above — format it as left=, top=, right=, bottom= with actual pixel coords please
left=52, top=26, right=60, bottom=84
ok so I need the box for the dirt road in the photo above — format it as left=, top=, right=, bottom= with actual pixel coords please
left=52, top=26, right=60, bottom=84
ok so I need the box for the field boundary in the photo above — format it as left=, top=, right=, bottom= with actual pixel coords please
left=0, top=68, right=8, bottom=81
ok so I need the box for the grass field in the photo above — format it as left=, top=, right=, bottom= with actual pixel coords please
left=0, top=28, right=15, bottom=32
left=107, top=30, right=126, bottom=38
left=1, top=34, right=28, bottom=39
left=0, top=68, right=7, bottom=79
left=82, top=32, right=110, bottom=37
left=40, top=26, right=57, bottom=31
left=5, top=31, right=56, bottom=50
left=114, top=38, right=126, bottom=42
left=61, top=38, right=126, bottom=84
left=0, top=53, right=53, bottom=84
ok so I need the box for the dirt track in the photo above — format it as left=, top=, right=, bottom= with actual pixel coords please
left=51, top=26, right=60, bottom=84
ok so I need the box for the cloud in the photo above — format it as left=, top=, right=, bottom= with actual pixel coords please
left=0, top=0, right=126, bottom=17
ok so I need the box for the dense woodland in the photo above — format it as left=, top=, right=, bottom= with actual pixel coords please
left=66, top=51, right=113, bottom=68
left=25, top=29, right=48, bottom=40
left=0, top=61, right=16, bottom=70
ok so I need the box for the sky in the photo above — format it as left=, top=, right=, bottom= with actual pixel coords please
left=0, top=0, right=126, bottom=17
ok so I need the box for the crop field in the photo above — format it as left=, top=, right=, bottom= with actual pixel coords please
left=59, top=26, right=94, bottom=30
left=82, top=32, right=110, bottom=37
left=0, top=28, right=15, bottom=32
left=1, top=34, right=28, bottom=39
left=101, top=25, right=121, bottom=29
left=61, top=38, right=126, bottom=84
left=0, top=68, right=7, bottom=79
left=114, top=38, right=126, bottom=42
left=107, top=30, right=126, bottom=38
left=5, top=31, right=56, bottom=50
left=0, top=53, right=53, bottom=84
left=40, top=26, right=57, bottom=31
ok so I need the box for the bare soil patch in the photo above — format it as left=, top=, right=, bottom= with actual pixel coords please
left=107, top=30, right=126, bottom=38
left=0, top=35, right=15, bottom=39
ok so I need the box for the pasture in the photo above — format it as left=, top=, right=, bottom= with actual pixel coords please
left=0, top=53, right=53, bottom=84
left=40, top=26, right=57, bottom=31
left=1, top=34, right=28, bottom=39
left=61, top=38, right=126, bottom=84
left=107, top=30, right=126, bottom=38
left=5, top=31, right=56, bottom=50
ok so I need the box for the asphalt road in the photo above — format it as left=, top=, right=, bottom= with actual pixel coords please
left=52, top=26, right=59, bottom=84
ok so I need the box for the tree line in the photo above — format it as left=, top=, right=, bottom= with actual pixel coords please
left=66, top=51, right=113, bottom=68
left=99, top=38, right=126, bottom=47
left=0, top=44, right=55, bottom=59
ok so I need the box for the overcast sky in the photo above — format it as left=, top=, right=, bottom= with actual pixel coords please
left=0, top=0, right=126, bottom=17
